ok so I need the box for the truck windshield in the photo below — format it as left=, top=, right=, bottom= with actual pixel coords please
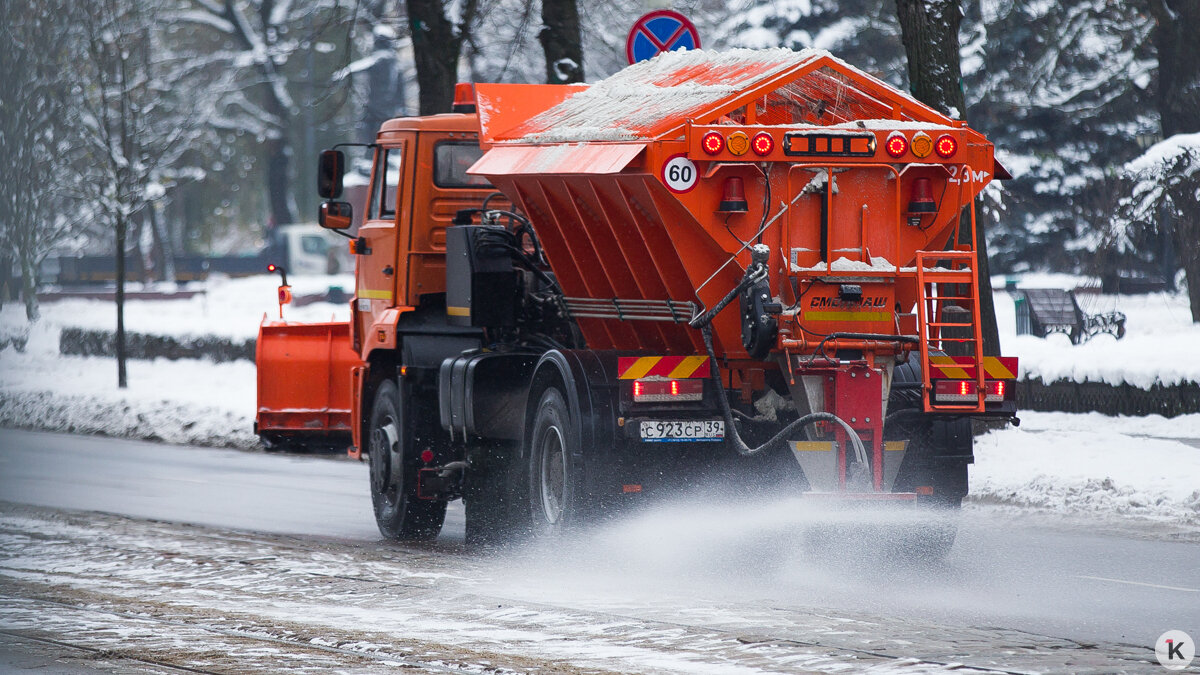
left=434, top=142, right=491, bottom=188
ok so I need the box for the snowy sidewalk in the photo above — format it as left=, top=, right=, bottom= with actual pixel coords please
left=2, top=275, right=1199, bottom=527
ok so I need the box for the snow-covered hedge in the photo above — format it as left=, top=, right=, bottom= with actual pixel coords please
left=59, top=327, right=255, bottom=363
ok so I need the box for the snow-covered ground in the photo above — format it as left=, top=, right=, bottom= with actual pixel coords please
left=1, top=274, right=1198, bottom=526
left=993, top=273, right=1200, bottom=387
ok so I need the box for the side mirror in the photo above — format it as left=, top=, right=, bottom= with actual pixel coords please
left=317, top=149, right=345, bottom=199
left=319, top=201, right=352, bottom=230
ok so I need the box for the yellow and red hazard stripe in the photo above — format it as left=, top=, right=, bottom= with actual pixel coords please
left=927, top=355, right=1018, bottom=380
left=617, top=356, right=711, bottom=380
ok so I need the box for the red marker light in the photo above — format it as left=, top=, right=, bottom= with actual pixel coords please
left=632, top=378, right=703, bottom=402
left=885, top=133, right=908, bottom=158
left=701, top=131, right=725, bottom=155
left=751, top=132, right=774, bottom=156
left=267, top=264, right=276, bottom=272
left=935, top=134, right=958, bottom=158
left=420, top=449, right=435, bottom=464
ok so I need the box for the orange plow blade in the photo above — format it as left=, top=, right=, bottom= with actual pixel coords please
left=255, top=320, right=362, bottom=449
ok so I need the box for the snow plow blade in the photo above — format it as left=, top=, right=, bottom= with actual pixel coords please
left=255, top=320, right=362, bottom=450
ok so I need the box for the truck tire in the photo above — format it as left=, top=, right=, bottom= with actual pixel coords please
left=527, top=387, right=584, bottom=536
left=367, top=379, right=446, bottom=541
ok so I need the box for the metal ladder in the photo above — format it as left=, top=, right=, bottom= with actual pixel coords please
left=914, top=250, right=986, bottom=413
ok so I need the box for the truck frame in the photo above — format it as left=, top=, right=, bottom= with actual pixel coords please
left=256, top=48, right=1018, bottom=554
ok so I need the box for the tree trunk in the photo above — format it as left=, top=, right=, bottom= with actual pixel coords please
left=406, top=0, right=472, bottom=115
left=264, top=118, right=296, bottom=227
left=1170, top=214, right=1200, bottom=321
left=149, top=199, right=176, bottom=283
left=539, top=0, right=583, bottom=84
left=894, top=0, right=965, bottom=118
left=1149, top=0, right=1200, bottom=138
left=20, top=255, right=39, bottom=322
left=359, top=8, right=405, bottom=142
left=116, top=213, right=128, bottom=389
left=895, top=0, right=1000, bottom=355
left=1148, top=0, right=1200, bottom=320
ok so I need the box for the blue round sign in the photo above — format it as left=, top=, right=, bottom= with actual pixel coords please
left=626, top=10, right=700, bottom=65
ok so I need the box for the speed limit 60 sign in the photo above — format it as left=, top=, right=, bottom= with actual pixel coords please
left=661, top=154, right=697, bottom=193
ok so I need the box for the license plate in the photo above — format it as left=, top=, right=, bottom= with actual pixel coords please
left=639, top=420, right=724, bottom=442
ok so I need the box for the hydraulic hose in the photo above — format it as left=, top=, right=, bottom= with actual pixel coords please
left=699, top=323, right=868, bottom=463
left=689, top=247, right=868, bottom=465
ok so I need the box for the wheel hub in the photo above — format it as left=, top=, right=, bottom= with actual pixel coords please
left=370, top=421, right=401, bottom=500
left=539, top=426, right=566, bottom=524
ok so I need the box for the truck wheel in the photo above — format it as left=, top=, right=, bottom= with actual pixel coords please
left=368, top=379, right=446, bottom=541
left=527, top=387, right=583, bottom=536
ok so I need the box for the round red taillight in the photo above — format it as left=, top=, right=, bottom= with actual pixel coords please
left=885, top=133, right=908, bottom=158
left=935, top=134, right=957, bottom=158
left=701, top=131, right=725, bottom=155
left=751, top=132, right=774, bottom=156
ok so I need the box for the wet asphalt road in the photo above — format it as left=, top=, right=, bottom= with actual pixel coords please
left=0, top=428, right=1196, bottom=662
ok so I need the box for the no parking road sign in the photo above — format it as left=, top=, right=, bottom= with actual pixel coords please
left=626, top=10, right=700, bottom=65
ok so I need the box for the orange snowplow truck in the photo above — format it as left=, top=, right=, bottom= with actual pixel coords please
left=257, top=48, right=1018, bottom=552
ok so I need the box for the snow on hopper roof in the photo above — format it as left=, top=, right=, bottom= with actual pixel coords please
left=484, top=47, right=958, bottom=145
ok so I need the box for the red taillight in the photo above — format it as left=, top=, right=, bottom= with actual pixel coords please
left=701, top=131, right=724, bottom=155
left=420, top=449, right=434, bottom=464
left=885, top=133, right=908, bottom=158
left=935, top=134, right=957, bottom=158
left=933, top=379, right=1009, bottom=403
left=751, top=132, right=774, bottom=156
left=632, top=378, right=703, bottom=403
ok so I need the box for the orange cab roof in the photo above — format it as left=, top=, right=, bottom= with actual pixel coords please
left=379, top=112, right=480, bottom=135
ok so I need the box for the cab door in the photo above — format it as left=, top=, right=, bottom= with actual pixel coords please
left=402, top=135, right=492, bottom=306
left=355, top=137, right=411, bottom=343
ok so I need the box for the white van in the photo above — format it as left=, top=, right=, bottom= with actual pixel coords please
left=265, top=224, right=355, bottom=275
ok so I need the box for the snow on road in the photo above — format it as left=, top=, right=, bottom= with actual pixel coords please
left=1, top=275, right=1199, bottom=526
left=0, top=503, right=1162, bottom=673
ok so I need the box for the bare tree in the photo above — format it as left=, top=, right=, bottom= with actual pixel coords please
left=0, top=0, right=83, bottom=320
left=894, top=0, right=1000, bottom=355
left=74, top=0, right=206, bottom=387
left=177, top=0, right=359, bottom=226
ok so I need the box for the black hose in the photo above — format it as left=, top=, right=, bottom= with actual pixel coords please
left=699, top=323, right=867, bottom=460
left=688, top=256, right=868, bottom=462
